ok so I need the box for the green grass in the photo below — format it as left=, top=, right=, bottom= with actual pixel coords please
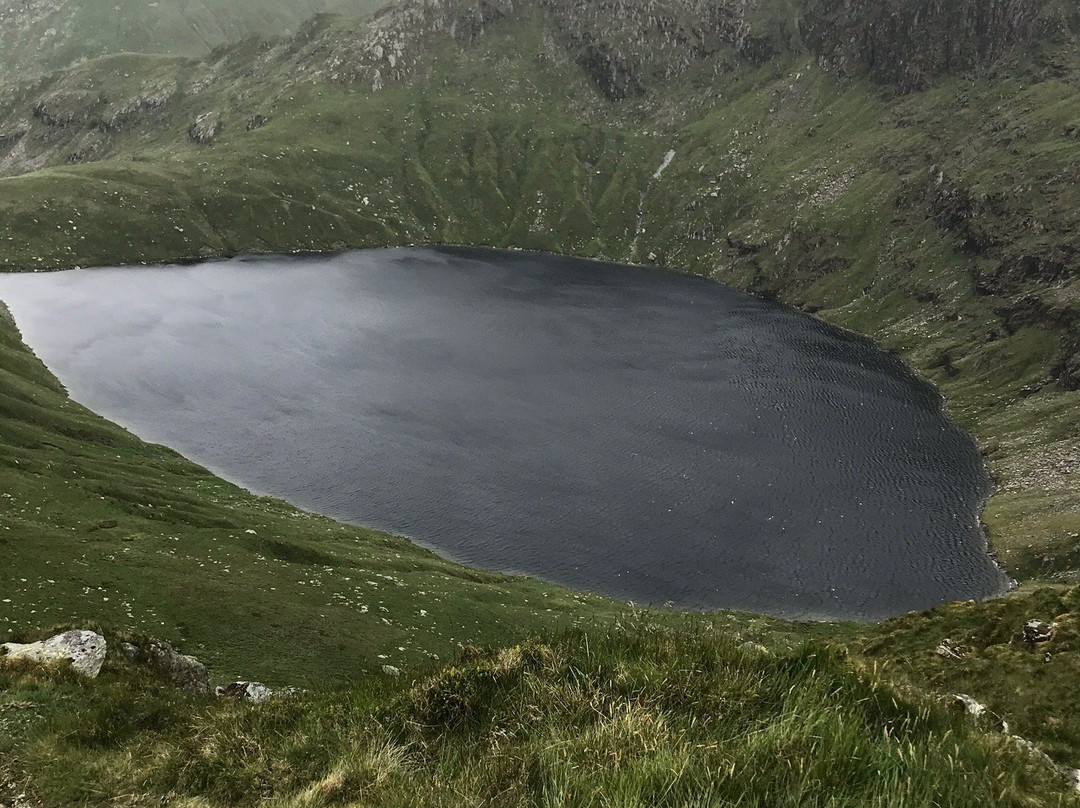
left=861, top=586, right=1080, bottom=768
left=4, top=621, right=1079, bottom=807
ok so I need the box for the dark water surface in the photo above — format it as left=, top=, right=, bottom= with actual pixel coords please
left=0, top=248, right=1009, bottom=618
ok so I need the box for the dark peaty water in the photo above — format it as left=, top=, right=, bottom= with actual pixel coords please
left=0, top=247, right=1009, bottom=619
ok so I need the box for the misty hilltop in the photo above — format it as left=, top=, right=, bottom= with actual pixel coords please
left=0, top=0, right=387, bottom=86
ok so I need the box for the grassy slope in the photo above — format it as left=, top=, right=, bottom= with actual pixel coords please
left=4, top=624, right=1079, bottom=807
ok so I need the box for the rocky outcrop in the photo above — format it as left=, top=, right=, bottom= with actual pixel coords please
left=188, top=112, right=223, bottom=144
left=100, top=80, right=178, bottom=133
left=32, top=90, right=102, bottom=129
left=0, top=129, right=25, bottom=151
left=538, top=0, right=791, bottom=100
left=120, top=639, right=210, bottom=694
left=296, top=0, right=514, bottom=90
left=1022, top=619, right=1056, bottom=647
left=801, top=0, right=1079, bottom=92
left=1, top=630, right=107, bottom=677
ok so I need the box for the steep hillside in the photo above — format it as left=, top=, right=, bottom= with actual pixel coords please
left=0, top=0, right=387, bottom=88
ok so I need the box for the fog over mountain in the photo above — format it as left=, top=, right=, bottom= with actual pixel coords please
left=0, top=0, right=387, bottom=85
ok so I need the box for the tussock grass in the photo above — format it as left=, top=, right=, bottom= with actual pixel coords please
left=3, top=622, right=1077, bottom=806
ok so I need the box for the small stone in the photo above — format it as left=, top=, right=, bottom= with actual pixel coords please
left=382, top=665, right=401, bottom=676
left=935, top=639, right=969, bottom=659
left=954, top=693, right=986, bottom=718
left=216, top=681, right=273, bottom=704
left=1022, top=620, right=1054, bottom=647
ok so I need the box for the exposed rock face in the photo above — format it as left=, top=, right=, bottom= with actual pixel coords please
left=101, top=80, right=178, bottom=132
left=120, top=639, right=210, bottom=694
left=1, top=630, right=107, bottom=678
left=188, top=111, right=223, bottom=144
left=539, top=0, right=791, bottom=101
left=302, top=0, right=514, bottom=89
left=1054, top=332, right=1080, bottom=391
left=1022, top=619, right=1055, bottom=646
left=801, top=0, right=1079, bottom=92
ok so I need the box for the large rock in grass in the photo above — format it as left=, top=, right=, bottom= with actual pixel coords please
left=1022, top=620, right=1055, bottom=647
left=1, top=630, right=106, bottom=678
left=121, top=639, right=209, bottom=694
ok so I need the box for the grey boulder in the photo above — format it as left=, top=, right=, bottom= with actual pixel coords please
left=121, top=639, right=210, bottom=694
left=1, top=630, right=107, bottom=678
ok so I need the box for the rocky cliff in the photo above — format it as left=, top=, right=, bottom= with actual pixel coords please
left=803, top=0, right=1079, bottom=91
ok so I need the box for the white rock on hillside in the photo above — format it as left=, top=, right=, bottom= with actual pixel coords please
left=216, top=681, right=274, bottom=704
left=1, top=630, right=107, bottom=678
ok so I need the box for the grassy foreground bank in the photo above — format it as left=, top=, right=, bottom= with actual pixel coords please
left=4, top=623, right=1080, bottom=807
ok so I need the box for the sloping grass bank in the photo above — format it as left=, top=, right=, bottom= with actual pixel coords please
left=4, top=622, right=1078, bottom=807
